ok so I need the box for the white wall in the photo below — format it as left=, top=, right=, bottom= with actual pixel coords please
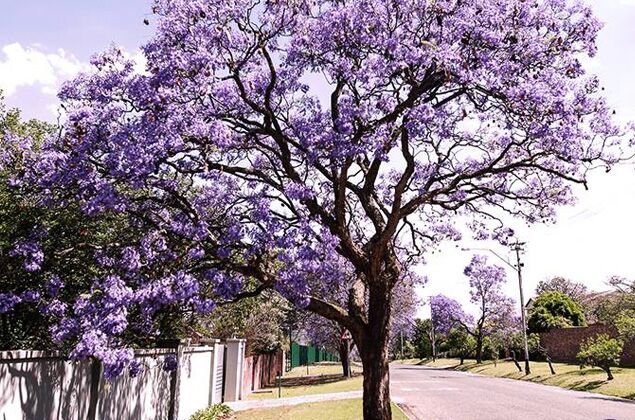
left=0, top=344, right=230, bottom=420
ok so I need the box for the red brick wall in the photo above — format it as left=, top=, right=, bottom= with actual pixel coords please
left=539, top=324, right=635, bottom=367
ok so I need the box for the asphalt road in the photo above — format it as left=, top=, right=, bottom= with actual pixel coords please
left=390, top=364, right=635, bottom=420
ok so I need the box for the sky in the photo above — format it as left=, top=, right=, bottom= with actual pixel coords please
left=1, top=1, right=635, bottom=319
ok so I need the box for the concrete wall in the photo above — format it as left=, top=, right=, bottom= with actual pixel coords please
left=0, top=343, right=228, bottom=420
left=0, top=351, right=92, bottom=420
left=539, top=324, right=635, bottom=367
left=176, top=343, right=224, bottom=420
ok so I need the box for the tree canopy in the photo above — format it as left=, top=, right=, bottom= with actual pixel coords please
left=535, top=277, right=588, bottom=303
left=527, top=291, right=586, bottom=333
left=0, top=1, right=627, bottom=418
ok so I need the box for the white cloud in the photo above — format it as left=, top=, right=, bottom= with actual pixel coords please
left=0, top=42, right=87, bottom=97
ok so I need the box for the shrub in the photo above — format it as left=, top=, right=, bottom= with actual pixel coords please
left=614, top=310, right=635, bottom=342
left=527, top=291, right=586, bottom=333
left=189, top=404, right=232, bottom=420
left=577, top=334, right=623, bottom=381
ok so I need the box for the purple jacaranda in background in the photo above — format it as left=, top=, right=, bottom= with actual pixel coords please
left=434, top=255, right=517, bottom=363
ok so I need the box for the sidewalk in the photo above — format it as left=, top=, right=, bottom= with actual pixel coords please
left=226, top=390, right=363, bottom=412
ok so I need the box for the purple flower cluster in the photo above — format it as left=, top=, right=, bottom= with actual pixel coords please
left=0, top=293, right=22, bottom=313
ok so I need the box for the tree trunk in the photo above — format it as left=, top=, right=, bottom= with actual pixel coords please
left=360, top=347, right=391, bottom=420
left=358, top=284, right=393, bottom=420
left=475, top=335, right=484, bottom=364
left=604, top=365, right=614, bottom=381
left=339, top=341, right=351, bottom=378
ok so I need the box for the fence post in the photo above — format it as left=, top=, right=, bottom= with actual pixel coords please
left=222, top=339, right=246, bottom=402
left=207, top=339, right=223, bottom=405
left=168, top=341, right=185, bottom=420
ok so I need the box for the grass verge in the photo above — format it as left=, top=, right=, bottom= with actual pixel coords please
left=394, top=358, right=635, bottom=400
left=232, top=398, right=408, bottom=420
left=248, top=364, right=363, bottom=400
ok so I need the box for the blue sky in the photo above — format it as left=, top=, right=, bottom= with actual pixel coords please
left=0, top=1, right=150, bottom=57
left=2, top=1, right=635, bottom=318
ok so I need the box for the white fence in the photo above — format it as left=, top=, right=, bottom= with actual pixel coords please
left=0, top=339, right=246, bottom=420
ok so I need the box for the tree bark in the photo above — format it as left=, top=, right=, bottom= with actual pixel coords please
left=339, top=341, right=351, bottom=378
left=358, top=284, right=393, bottom=420
left=475, top=335, right=484, bottom=364
left=604, top=365, right=614, bottom=381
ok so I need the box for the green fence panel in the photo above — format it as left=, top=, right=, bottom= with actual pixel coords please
left=307, top=346, right=316, bottom=364
left=291, top=342, right=301, bottom=368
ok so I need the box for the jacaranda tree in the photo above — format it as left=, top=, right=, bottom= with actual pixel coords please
left=1, top=0, right=626, bottom=418
left=462, top=255, right=515, bottom=363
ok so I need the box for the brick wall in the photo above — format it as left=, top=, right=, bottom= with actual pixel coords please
left=539, top=324, right=635, bottom=367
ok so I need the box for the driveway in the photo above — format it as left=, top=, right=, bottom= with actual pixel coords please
left=390, top=364, right=635, bottom=420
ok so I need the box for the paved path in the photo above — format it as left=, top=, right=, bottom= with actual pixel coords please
left=390, top=364, right=635, bottom=420
left=226, top=390, right=362, bottom=412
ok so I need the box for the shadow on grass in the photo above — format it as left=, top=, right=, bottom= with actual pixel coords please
left=278, top=372, right=362, bottom=387
left=566, top=379, right=606, bottom=392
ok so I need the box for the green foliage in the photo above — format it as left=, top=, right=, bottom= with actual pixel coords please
left=412, top=318, right=432, bottom=358
left=577, top=334, right=623, bottom=380
left=614, top=310, right=635, bottom=342
left=591, top=278, right=635, bottom=324
left=527, top=333, right=542, bottom=353
left=527, top=291, right=586, bottom=333
left=204, top=289, right=288, bottom=355
left=446, top=327, right=476, bottom=361
left=189, top=404, right=232, bottom=420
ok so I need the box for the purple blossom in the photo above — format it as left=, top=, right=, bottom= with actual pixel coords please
left=0, top=293, right=22, bottom=313
left=43, top=299, right=68, bottom=317
left=10, top=237, right=44, bottom=272
left=128, top=360, right=143, bottom=378
left=45, top=275, right=64, bottom=297
left=20, top=290, right=41, bottom=302
left=163, top=354, right=177, bottom=372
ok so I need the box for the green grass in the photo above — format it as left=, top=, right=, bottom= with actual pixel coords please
left=232, top=398, right=408, bottom=420
left=284, top=363, right=362, bottom=378
left=247, top=364, right=363, bottom=400
left=395, top=358, right=635, bottom=400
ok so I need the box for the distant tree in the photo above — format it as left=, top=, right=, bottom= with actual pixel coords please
left=527, top=291, right=586, bottom=333
left=577, top=334, right=623, bottom=381
left=535, top=277, right=588, bottom=303
left=412, top=319, right=434, bottom=359
left=590, top=277, right=635, bottom=324
left=613, top=310, right=635, bottom=343
left=205, top=290, right=288, bottom=354
left=446, top=328, right=476, bottom=364
left=461, top=255, right=515, bottom=363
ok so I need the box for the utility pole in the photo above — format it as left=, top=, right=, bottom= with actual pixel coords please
left=400, top=331, right=404, bottom=360
left=512, top=240, right=531, bottom=375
